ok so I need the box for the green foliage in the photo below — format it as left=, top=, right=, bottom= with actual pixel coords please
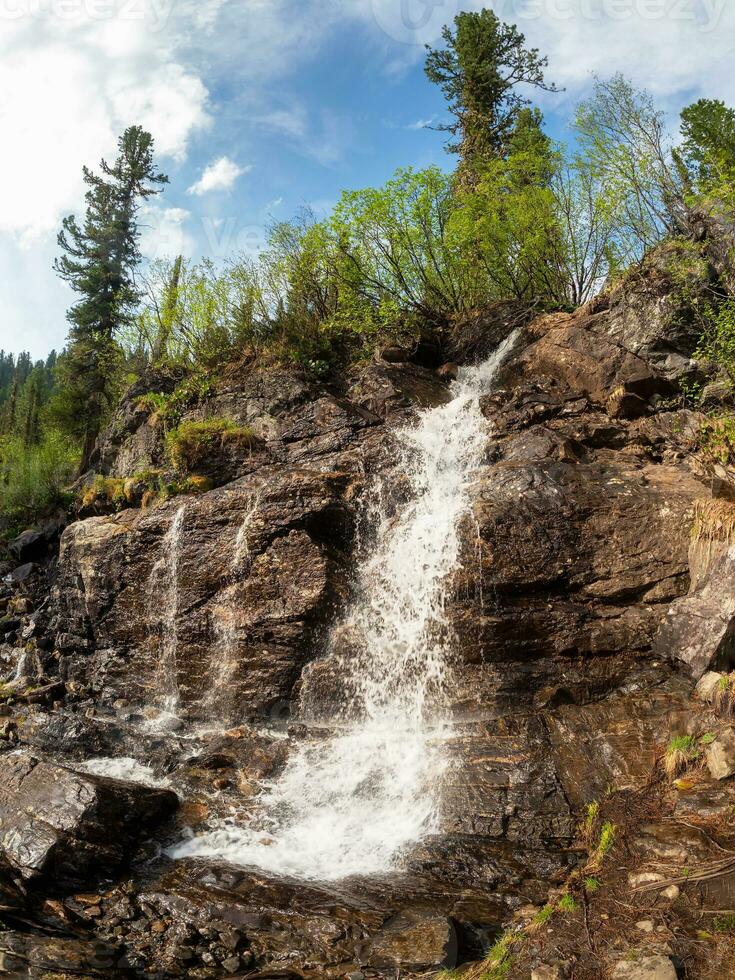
left=574, top=75, right=686, bottom=257
left=165, top=418, right=256, bottom=473
left=480, top=930, right=521, bottom=979
left=584, top=877, right=602, bottom=893
left=136, top=375, right=216, bottom=430
left=54, top=126, right=168, bottom=468
left=557, top=893, right=578, bottom=913
left=714, top=914, right=735, bottom=933
left=678, top=99, right=735, bottom=201
left=0, top=430, right=78, bottom=523
left=696, top=299, right=735, bottom=389
left=583, top=801, right=600, bottom=842
left=697, top=413, right=735, bottom=465
left=587, top=821, right=616, bottom=871
left=664, top=735, right=701, bottom=776
left=424, top=9, right=557, bottom=175
left=533, top=904, right=555, bottom=926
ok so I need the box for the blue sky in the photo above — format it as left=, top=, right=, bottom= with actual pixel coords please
left=0, top=0, right=732, bottom=359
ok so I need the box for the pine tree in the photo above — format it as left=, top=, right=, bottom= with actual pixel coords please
left=54, top=126, right=168, bottom=469
left=424, top=9, right=558, bottom=183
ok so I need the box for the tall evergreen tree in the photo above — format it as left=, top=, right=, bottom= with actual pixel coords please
left=424, top=9, right=558, bottom=181
left=54, top=126, right=168, bottom=469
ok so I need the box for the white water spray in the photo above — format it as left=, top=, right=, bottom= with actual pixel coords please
left=172, top=336, right=516, bottom=880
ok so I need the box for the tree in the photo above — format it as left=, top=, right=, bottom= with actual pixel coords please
left=424, top=9, right=558, bottom=179
left=54, top=126, right=168, bottom=469
left=677, top=98, right=735, bottom=199
left=574, top=75, right=686, bottom=255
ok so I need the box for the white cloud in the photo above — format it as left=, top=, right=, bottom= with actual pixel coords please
left=139, top=204, right=195, bottom=260
left=187, top=156, right=250, bottom=195
left=0, top=2, right=210, bottom=244
left=406, top=117, right=435, bottom=130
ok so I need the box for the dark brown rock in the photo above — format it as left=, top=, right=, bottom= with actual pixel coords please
left=0, top=751, right=177, bottom=887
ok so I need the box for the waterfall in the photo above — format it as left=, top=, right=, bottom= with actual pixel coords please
left=171, top=335, right=516, bottom=880
left=148, top=504, right=186, bottom=720
left=203, top=495, right=261, bottom=725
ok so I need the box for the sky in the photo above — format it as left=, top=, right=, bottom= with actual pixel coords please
left=0, top=0, right=732, bottom=359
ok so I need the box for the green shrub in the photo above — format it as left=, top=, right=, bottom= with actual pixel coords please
left=165, top=418, right=256, bottom=473
left=0, top=431, right=78, bottom=524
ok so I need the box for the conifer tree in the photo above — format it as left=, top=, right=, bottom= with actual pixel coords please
left=54, top=126, right=168, bottom=469
left=424, top=9, right=558, bottom=181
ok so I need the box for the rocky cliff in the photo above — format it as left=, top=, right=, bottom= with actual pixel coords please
left=1, top=233, right=735, bottom=980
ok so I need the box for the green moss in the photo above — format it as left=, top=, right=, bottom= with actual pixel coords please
left=584, top=877, right=601, bottom=893
left=165, top=417, right=256, bottom=473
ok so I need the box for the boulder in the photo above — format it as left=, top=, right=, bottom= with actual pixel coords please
left=366, top=909, right=457, bottom=972
left=706, top=728, right=735, bottom=780
left=655, top=544, right=735, bottom=678
left=612, top=955, right=677, bottom=980
left=695, top=671, right=726, bottom=702
left=0, top=931, right=124, bottom=978
left=0, top=751, right=177, bottom=887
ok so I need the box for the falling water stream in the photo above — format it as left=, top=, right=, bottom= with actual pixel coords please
left=171, top=335, right=517, bottom=881
left=148, top=504, right=186, bottom=720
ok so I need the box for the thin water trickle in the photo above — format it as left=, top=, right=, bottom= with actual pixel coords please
left=148, top=504, right=186, bottom=721
left=171, top=334, right=517, bottom=880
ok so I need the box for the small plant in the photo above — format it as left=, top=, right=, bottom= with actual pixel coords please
left=584, top=877, right=602, bottom=893
left=664, top=735, right=701, bottom=777
left=165, top=418, right=256, bottom=473
left=714, top=914, right=735, bottom=933
left=587, top=821, right=616, bottom=872
left=714, top=674, right=735, bottom=716
left=533, top=904, right=555, bottom=926
left=480, top=930, right=521, bottom=980
left=582, top=800, right=599, bottom=842
left=557, top=893, right=578, bottom=913
left=700, top=732, right=716, bottom=746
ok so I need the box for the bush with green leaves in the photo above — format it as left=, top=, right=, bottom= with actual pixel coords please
left=0, top=430, right=78, bottom=524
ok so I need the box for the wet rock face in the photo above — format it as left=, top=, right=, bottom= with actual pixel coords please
left=5, top=244, right=734, bottom=978
left=0, top=751, right=176, bottom=887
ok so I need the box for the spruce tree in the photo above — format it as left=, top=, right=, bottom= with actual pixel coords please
left=55, top=126, right=168, bottom=469
left=425, top=9, right=558, bottom=182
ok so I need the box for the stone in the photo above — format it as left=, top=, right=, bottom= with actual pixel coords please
left=706, top=728, right=735, bottom=780
left=661, top=886, right=680, bottom=901
left=380, top=345, right=410, bottom=363
left=612, top=955, right=677, bottom=980
left=436, top=362, right=459, bottom=381
left=0, top=930, right=121, bottom=977
left=695, top=671, right=726, bottom=702
left=606, top=386, right=649, bottom=420
left=221, top=955, right=241, bottom=973
left=532, top=966, right=563, bottom=980
left=367, top=910, right=457, bottom=972
left=0, top=751, right=177, bottom=886
left=655, top=545, right=735, bottom=679
left=629, top=873, right=665, bottom=889
left=5, top=562, right=35, bottom=585
left=636, top=919, right=655, bottom=933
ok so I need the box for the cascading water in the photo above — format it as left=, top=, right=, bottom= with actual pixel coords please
left=171, top=335, right=517, bottom=880
left=148, top=504, right=186, bottom=719
left=203, top=494, right=261, bottom=723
